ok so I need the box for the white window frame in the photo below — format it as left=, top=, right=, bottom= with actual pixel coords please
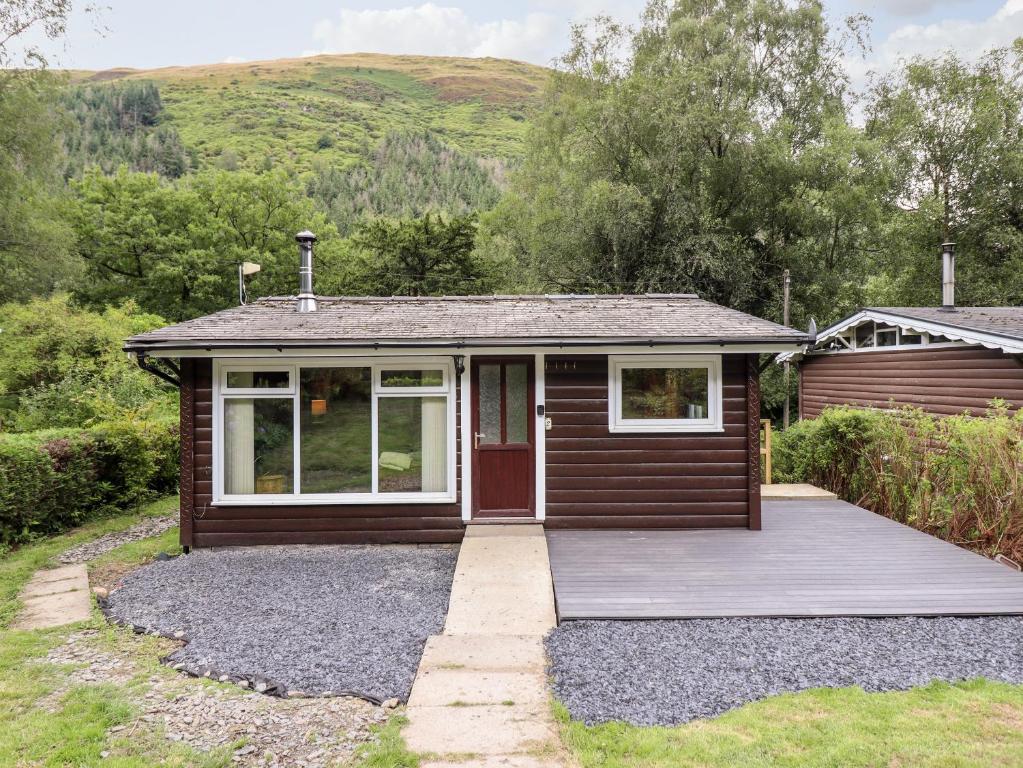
left=608, top=354, right=723, bottom=433
left=213, top=357, right=457, bottom=506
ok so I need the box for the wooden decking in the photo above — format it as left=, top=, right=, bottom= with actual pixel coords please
left=546, top=500, right=1023, bottom=620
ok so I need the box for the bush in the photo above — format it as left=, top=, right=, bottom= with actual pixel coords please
left=775, top=406, right=1023, bottom=561
left=0, top=294, right=173, bottom=431
left=0, top=417, right=178, bottom=547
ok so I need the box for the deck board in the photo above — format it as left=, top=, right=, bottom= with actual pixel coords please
left=547, top=500, right=1023, bottom=619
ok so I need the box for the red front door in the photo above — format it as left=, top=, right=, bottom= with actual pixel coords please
left=471, top=357, right=535, bottom=518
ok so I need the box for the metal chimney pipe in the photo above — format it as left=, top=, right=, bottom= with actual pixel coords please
left=295, top=230, right=317, bottom=313
left=941, top=242, right=955, bottom=311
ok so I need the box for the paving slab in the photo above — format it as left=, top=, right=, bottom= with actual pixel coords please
left=422, top=756, right=559, bottom=768
left=408, top=669, right=548, bottom=707
left=418, top=635, right=545, bottom=672
left=760, top=483, right=837, bottom=500
left=14, top=564, right=92, bottom=629
left=403, top=703, right=557, bottom=755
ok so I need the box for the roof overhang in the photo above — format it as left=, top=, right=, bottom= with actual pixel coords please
left=778, top=309, right=1023, bottom=363
left=127, top=336, right=808, bottom=358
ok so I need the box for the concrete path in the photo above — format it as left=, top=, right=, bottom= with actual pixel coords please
left=405, top=525, right=568, bottom=768
left=13, top=564, right=92, bottom=629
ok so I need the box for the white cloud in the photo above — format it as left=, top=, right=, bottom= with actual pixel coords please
left=864, top=0, right=1023, bottom=76
left=310, top=3, right=563, bottom=65
left=880, top=0, right=971, bottom=17
left=842, top=0, right=1023, bottom=112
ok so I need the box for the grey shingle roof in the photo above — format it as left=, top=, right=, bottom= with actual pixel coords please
left=869, top=307, right=1023, bottom=343
left=125, top=294, right=806, bottom=350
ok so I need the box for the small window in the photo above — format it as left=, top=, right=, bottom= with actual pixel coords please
left=876, top=328, right=898, bottom=347
left=609, top=356, right=722, bottom=433
left=900, top=331, right=923, bottom=345
left=223, top=368, right=293, bottom=393
left=379, top=369, right=445, bottom=388
left=855, top=323, right=875, bottom=349
left=930, top=334, right=952, bottom=344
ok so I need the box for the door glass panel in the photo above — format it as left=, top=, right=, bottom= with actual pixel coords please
left=505, top=364, right=528, bottom=443
left=478, top=364, right=501, bottom=444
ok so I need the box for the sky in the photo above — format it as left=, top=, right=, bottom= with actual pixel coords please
left=28, top=0, right=1023, bottom=86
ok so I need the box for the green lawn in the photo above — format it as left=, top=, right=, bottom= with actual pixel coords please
left=0, top=496, right=230, bottom=767
left=556, top=680, right=1023, bottom=768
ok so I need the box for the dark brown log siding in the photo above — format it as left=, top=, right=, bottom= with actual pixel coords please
left=185, top=359, right=463, bottom=547
left=799, top=346, right=1023, bottom=419
left=543, top=355, right=753, bottom=529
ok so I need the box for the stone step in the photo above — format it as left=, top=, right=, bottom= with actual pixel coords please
left=418, top=634, right=545, bottom=673
left=404, top=703, right=557, bottom=756
left=408, top=669, right=548, bottom=708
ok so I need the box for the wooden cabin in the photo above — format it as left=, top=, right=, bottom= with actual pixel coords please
left=784, top=307, right=1023, bottom=418
left=125, top=236, right=806, bottom=549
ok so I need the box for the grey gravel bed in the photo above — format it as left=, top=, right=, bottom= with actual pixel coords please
left=106, top=545, right=458, bottom=703
left=546, top=617, right=1023, bottom=726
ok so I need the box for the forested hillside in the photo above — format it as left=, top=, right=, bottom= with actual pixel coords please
left=68, top=53, right=544, bottom=170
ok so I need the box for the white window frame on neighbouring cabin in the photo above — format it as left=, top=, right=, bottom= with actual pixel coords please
left=212, top=357, right=457, bottom=506
left=607, top=354, right=724, bottom=433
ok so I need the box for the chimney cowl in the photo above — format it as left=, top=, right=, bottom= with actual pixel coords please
left=296, top=230, right=317, bottom=313
left=940, top=241, right=955, bottom=311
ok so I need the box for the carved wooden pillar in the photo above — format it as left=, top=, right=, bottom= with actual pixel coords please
left=179, top=358, right=195, bottom=549
left=747, top=354, right=762, bottom=530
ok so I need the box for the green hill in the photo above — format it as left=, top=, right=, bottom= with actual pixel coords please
left=68, top=53, right=549, bottom=173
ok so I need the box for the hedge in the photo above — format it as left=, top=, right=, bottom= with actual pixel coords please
left=0, top=417, right=178, bottom=548
left=774, top=405, right=1023, bottom=561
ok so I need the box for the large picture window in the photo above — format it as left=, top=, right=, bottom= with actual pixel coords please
left=215, top=359, right=455, bottom=503
left=608, top=355, right=723, bottom=433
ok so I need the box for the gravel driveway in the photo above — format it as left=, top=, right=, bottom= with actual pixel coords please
left=546, top=617, right=1023, bottom=725
left=107, top=545, right=458, bottom=703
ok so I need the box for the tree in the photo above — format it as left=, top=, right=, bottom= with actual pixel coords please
left=347, top=213, right=495, bottom=296
left=68, top=168, right=345, bottom=320
left=61, top=81, right=191, bottom=178
left=479, top=0, right=882, bottom=328
left=0, top=0, right=88, bottom=302
left=865, top=44, right=1023, bottom=306
left=307, top=131, right=503, bottom=236
left=0, top=294, right=171, bottom=430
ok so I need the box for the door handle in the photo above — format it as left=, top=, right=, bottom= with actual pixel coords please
left=474, top=432, right=485, bottom=449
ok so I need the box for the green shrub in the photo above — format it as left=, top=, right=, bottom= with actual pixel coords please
left=775, top=405, right=1023, bottom=560
left=0, top=418, right=177, bottom=547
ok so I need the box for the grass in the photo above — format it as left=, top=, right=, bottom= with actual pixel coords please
left=556, top=679, right=1023, bottom=768
left=67, top=53, right=549, bottom=172
left=0, top=495, right=226, bottom=767
left=354, top=715, right=420, bottom=768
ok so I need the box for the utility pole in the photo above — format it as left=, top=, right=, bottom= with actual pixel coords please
left=782, top=269, right=791, bottom=429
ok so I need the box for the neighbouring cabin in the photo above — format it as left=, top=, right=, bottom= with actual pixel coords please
left=127, top=284, right=805, bottom=549
left=785, top=307, right=1023, bottom=419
